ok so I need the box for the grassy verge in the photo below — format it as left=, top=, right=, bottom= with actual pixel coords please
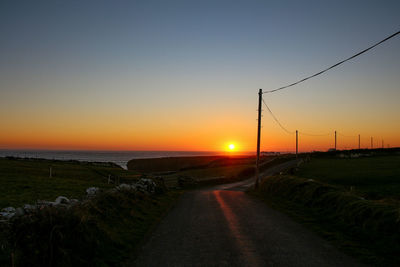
left=1, top=189, right=182, bottom=266
left=0, top=157, right=183, bottom=266
left=251, top=174, right=400, bottom=266
left=0, top=157, right=140, bottom=208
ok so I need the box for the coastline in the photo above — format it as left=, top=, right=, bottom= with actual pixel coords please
left=0, top=150, right=248, bottom=169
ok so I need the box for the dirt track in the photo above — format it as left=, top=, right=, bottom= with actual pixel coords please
left=132, top=161, right=363, bottom=266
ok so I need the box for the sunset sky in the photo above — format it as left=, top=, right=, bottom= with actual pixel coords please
left=1, top=0, right=399, bottom=152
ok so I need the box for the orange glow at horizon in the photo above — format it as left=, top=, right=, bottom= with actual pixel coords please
left=1, top=127, right=399, bottom=152
left=1, top=103, right=399, bottom=152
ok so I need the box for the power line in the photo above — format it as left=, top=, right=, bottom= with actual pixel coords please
left=262, top=98, right=335, bottom=136
left=263, top=30, right=400, bottom=94
left=262, top=99, right=295, bottom=134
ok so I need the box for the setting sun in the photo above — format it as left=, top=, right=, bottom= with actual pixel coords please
left=229, top=144, right=235, bottom=151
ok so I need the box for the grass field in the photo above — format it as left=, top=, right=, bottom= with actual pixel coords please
left=296, top=155, right=400, bottom=201
left=0, top=155, right=260, bottom=208
left=254, top=152, right=400, bottom=266
left=127, top=155, right=256, bottom=172
left=128, top=155, right=279, bottom=188
left=0, top=157, right=140, bottom=208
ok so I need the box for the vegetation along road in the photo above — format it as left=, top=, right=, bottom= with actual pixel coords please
left=132, top=161, right=363, bottom=266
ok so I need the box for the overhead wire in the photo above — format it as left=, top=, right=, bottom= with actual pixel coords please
left=262, top=99, right=340, bottom=137
left=262, top=99, right=357, bottom=137
left=263, top=30, right=400, bottom=94
left=262, top=98, right=295, bottom=134
left=260, top=30, right=399, bottom=147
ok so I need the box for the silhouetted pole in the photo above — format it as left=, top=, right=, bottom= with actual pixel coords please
left=371, top=137, right=373, bottom=149
left=335, top=131, right=337, bottom=150
left=382, top=139, right=384, bottom=149
left=296, top=130, right=299, bottom=158
left=358, top=134, right=360, bottom=150
left=255, top=89, right=262, bottom=189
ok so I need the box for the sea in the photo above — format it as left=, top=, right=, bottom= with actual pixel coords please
left=0, top=150, right=225, bottom=169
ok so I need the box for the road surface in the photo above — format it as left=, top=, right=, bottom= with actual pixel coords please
left=132, top=161, right=363, bottom=267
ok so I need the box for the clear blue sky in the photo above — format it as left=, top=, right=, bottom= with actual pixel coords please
left=1, top=0, right=399, bottom=151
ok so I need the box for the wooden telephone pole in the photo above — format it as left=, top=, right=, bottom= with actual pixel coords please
left=255, top=89, right=262, bottom=189
left=296, top=130, right=299, bottom=158
left=358, top=134, right=360, bottom=150
left=335, top=131, right=337, bottom=150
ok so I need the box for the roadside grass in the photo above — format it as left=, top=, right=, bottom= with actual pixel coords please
left=1, top=189, right=182, bottom=266
left=296, top=155, right=400, bottom=201
left=0, top=157, right=140, bottom=208
left=0, top=157, right=183, bottom=266
left=250, top=188, right=386, bottom=265
left=252, top=159, right=400, bottom=266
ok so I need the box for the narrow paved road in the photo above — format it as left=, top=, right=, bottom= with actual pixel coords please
left=132, top=161, right=363, bottom=267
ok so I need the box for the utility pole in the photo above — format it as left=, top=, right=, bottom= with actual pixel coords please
left=358, top=134, right=360, bottom=150
left=255, top=89, right=262, bottom=189
left=296, top=130, right=299, bottom=159
left=382, top=139, right=384, bottom=149
left=335, top=131, right=337, bottom=150
left=371, top=137, right=373, bottom=149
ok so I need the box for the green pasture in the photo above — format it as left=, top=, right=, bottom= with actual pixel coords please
left=297, top=155, right=400, bottom=200
left=0, top=157, right=140, bottom=208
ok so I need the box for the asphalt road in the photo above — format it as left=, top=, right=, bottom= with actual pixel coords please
left=132, top=161, right=363, bottom=267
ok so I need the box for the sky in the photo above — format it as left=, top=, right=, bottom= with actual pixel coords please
left=0, top=0, right=399, bottom=152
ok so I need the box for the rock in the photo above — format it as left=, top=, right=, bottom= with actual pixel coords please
left=55, top=196, right=70, bottom=205
left=116, top=183, right=135, bottom=191
left=15, top=207, right=25, bottom=217
left=0, top=207, right=16, bottom=219
left=0, top=211, right=15, bottom=219
left=136, top=178, right=157, bottom=194
left=23, top=204, right=36, bottom=212
left=2, top=207, right=15, bottom=213
left=86, top=187, right=99, bottom=196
